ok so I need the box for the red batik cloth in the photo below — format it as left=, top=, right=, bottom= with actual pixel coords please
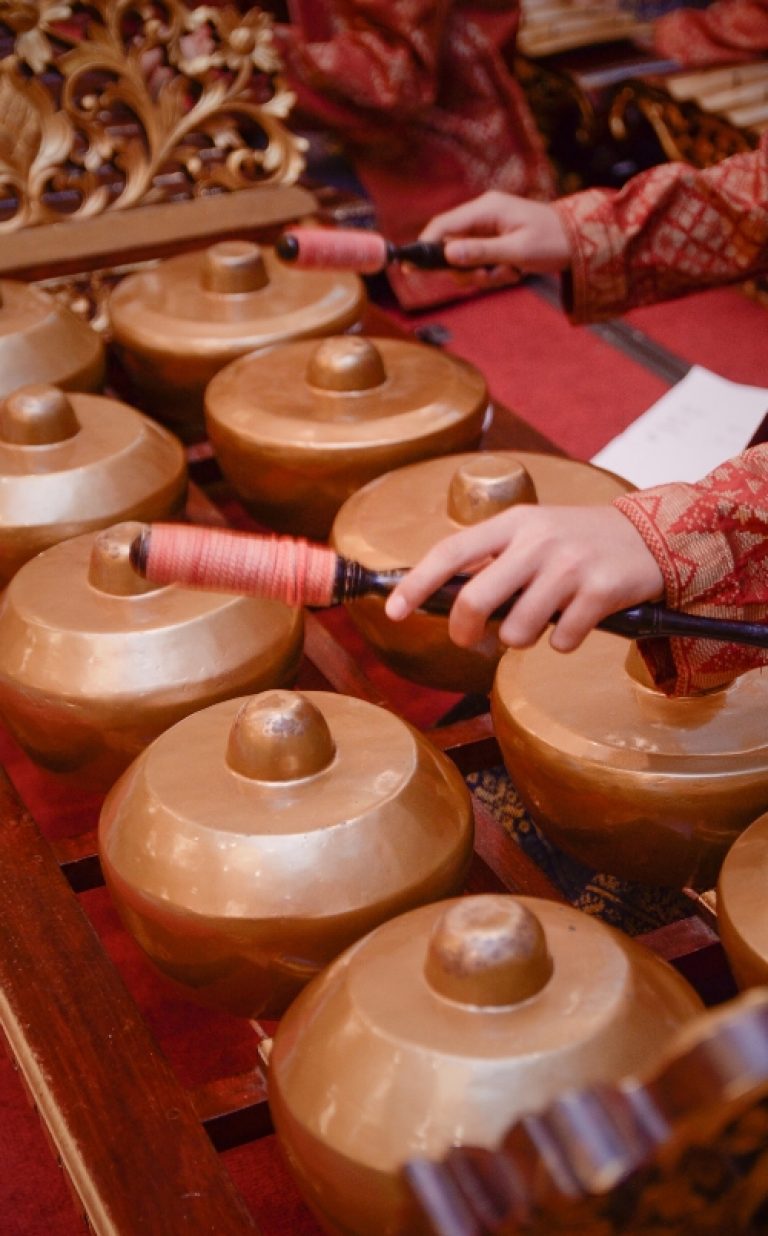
left=553, top=135, right=768, bottom=323
left=614, top=446, right=768, bottom=695
left=276, top=0, right=555, bottom=307
left=653, top=0, right=768, bottom=66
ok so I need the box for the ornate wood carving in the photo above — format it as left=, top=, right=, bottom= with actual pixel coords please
left=0, top=1, right=305, bottom=232
left=405, top=990, right=768, bottom=1235
left=609, top=79, right=758, bottom=169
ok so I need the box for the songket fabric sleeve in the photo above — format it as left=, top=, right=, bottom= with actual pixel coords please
left=653, top=0, right=768, bottom=67
left=613, top=446, right=768, bottom=695
left=552, top=135, right=768, bottom=323
left=275, top=1, right=554, bottom=307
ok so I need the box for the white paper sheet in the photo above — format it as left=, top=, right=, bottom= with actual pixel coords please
left=591, top=365, right=768, bottom=487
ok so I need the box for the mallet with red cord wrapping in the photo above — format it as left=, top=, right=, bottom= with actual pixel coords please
left=276, top=228, right=451, bottom=274
left=129, top=522, right=768, bottom=649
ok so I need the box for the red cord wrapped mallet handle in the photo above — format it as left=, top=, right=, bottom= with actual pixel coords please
left=276, top=228, right=449, bottom=273
left=129, top=523, right=768, bottom=649
left=129, top=523, right=344, bottom=608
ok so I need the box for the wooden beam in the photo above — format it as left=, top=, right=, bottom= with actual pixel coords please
left=0, top=767, right=260, bottom=1235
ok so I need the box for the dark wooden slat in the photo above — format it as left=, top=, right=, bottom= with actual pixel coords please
left=431, top=713, right=501, bottom=775
left=464, top=852, right=509, bottom=896
left=53, top=828, right=102, bottom=892
left=1, top=185, right=316, bottom=279
left=638, top=912, right=719, bottom=960
left=193, top=1071, right=273, bottom=1153
left=471, top=797, right=567, bottom=902
left=638, top=915, right=737, bottom=1006
left=303, top=614, right=392, bottom=708
left=0, top=766, right=261, bottom=1235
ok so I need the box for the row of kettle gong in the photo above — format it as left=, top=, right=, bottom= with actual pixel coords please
left=4, top=250, right=768, bottom=889
left=2, top=406, right=767, bottom=895
left=90, top=680, right=768, bottom=1236
left=2, top=259, right=767, bottom=1233
left=97, top=686, right=768, bottom=1236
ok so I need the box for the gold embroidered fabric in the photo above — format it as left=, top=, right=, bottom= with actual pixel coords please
left=553, top=135, right=768, bottom=323
left=616, top=446, right=768, bottom=694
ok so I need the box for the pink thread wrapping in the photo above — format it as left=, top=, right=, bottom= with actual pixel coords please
left=282, top=228, right=388, bottom=273
left=143, top=524, right=338, bottom=607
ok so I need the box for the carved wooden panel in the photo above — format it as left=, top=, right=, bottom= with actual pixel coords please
left=405, top=990, right=768, bottom=1235
left=0, top=0, right=305, bottom=232
left=609, top=78, right=759, bottom=169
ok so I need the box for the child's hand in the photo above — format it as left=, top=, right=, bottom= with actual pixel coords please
left=420, top=192, right=573, bottom=274
left=385, top=505, right=665, bottom=652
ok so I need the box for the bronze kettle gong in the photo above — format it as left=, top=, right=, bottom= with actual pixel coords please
left=266, top=893, right=703, bottom=1236
left=0, top=383, right=187, bottom=587
left=331, top=450, right=631, bottom=694
left=204, top=333, right=490, bottom=539
left=717, top=810, right=768, bottom=989
left=0, top=278, right=105, bottom=397
left=98, top=689, right=475, bottom=1017
left=492, top=634, right=768, bottom=889
left=108, top=241, right=366, bottom=438
left=0, top=523, right=304, bottom=787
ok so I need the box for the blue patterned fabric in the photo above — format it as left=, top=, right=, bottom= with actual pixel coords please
left=467, top=766, right=695, bottom=937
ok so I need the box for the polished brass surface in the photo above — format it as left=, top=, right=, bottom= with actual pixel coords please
left=109, top=245, right=366, bottom=436
left=206, top=337, right=489, bottom=539
left=98, top=691, right=474, bottom=1017
left=405, top=989, right=768, bottom=1235
left=0, top=0, right=304, bottom=233
left=492, top=630, right=768, bottom=889
left=0, top=525, right=304, bottom=787
left=267, top=894, right=703, bottom=1236
left=0, top=385, right=187, bottom=587
left=717, top=811, right=768, bottom=989
left=331, top=450, right=631, bottom=693
left=0, top=280, right=105, bottom=397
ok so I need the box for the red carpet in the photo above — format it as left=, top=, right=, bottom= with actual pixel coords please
left=388, top=280, right=768, bottom=460
left=1, top=278, right=766, bottom=1235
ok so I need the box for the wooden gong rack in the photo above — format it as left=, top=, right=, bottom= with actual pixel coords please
left=0, top=7, right=755, bottom=1231
left=0, top=292, right=740, bottom=1234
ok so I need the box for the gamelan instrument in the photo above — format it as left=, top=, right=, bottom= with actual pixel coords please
left=264, top=893, right=702, bottom=1236
left=131, top=519, right=768, bottom=649
left=0, top=279, right=105, bottom=397
left=0, top=384, right=187, bottom=587
left=203, top=335, right=489, bottom=538
left=492, top=631, right=768, bottom=890
left=718, top=810, right=768, bottom=990
left=405, top=989, right=768, bottom=1236
left=276, top=226, right=451, bottom=273
left=98, top=689, right=474, bottom=1017
left=108, top=240, right=366, bottom=439
left=0, top=523, right=303, bottom=787
left=331, top=450, right=632, bottom=692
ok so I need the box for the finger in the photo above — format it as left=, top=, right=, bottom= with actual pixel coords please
left=385, top=522, right=521, bottom=620
left=419, top=203, right=496, bottom=244
left=418, top=192, right=521, bottom=244
left=446, top=554, right=532, bottom=647
left=496, top=571, right=577, bottom=649
left=443, top=235, right=525, bottom=270
left=547, top=579, right=633, bottom=652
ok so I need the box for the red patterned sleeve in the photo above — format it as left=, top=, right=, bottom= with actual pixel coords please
left=552, top=135, right=768, bottom=323
left=613, top=445, right=768, bottom=695
left=653, top=0, right=768, bottom=67
left=276, top=0, right=452, bottom=121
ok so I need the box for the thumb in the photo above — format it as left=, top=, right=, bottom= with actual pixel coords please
left=443, top=234, right=526, bottom=269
